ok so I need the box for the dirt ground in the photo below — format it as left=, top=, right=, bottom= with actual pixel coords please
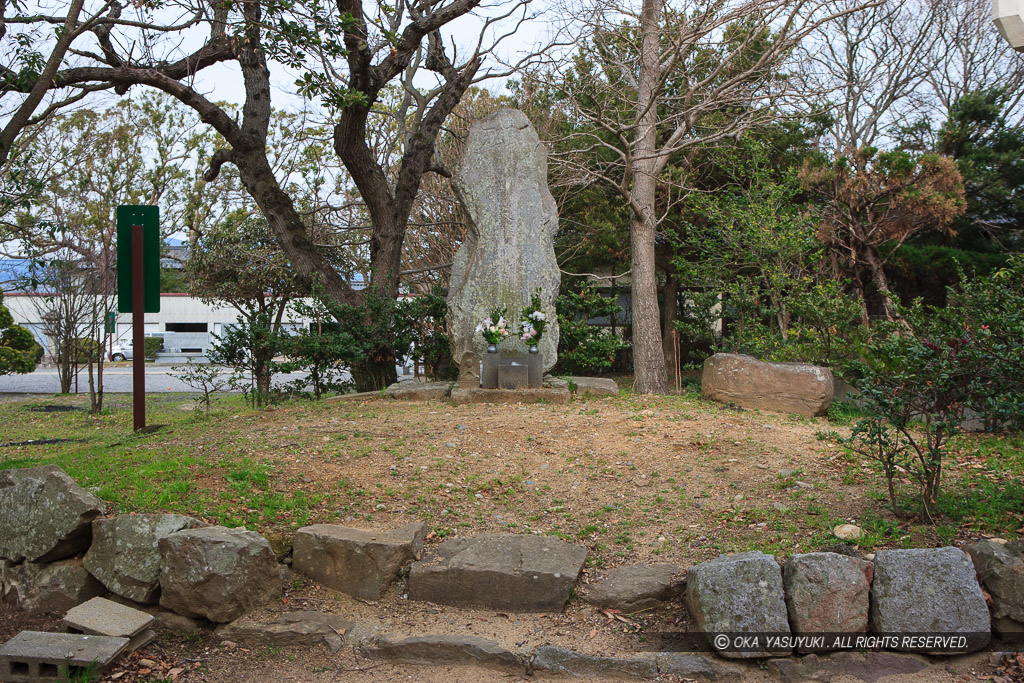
left=1, top=389, right=1020, bottom=681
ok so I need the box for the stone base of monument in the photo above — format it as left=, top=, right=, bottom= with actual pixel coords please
left=450, top=385, right=570, bottom=405
left=481, top=353, right=543, bottom=389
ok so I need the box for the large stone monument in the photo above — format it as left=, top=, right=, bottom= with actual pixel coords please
left=447, top=109, right=560, bottom=386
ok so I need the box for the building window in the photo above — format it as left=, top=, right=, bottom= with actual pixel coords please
left=165, top=323, right=208, bottom=333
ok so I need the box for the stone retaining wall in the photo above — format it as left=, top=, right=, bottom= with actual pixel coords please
left=2, top=465, right=1021, bottom=676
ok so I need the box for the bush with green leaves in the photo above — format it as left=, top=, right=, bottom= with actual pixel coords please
left=208, top=313, right=288, bottom=407
left=841, top=319, right=982, bottom=521
left=173, top=361, right=230, bottom=416
left=1, top=294, right=42, bottom=374
left=403, top=289, right=456, bottom=381
left=555, top=282, right=628, bottom=375
left=143, top=337, right=163, bottom=360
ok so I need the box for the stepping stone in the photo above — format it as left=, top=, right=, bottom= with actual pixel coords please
left=583, top=563, right=684, bottom=612
left=64, top=597, right=155, bottom=651
left=408, top=534, right=586, bottom=612
left=0, top=631, right=128, bottom=682
left=293, top=522, right=427, bottom=599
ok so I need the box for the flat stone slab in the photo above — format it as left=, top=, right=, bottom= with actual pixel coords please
left=783, top=552, right=873, bottom=648
left=409, top=534, right=586, bottom=611
left=449, top=386, right=570, bottom=405
left=685, top=551, right=790, bottom=659
left=768, top=651, right=930, bottom=683
left=571, top=377, right=619, bottom=396
left=292, top=522, right=426, bottom=599
left=0, top=465, right=105, bottom=564
left=530, top=646, right=657, bottom=678
left=216, top=611, right=356, bottom=653
left=870, top=547, right=990, bottom=653
left=383, top=381, right=454, bottom=401
left=0, top=631, right=129, bottom=682
left=359, top=635, right=525, bottom=673
left=583, top=564, right=684, bottom=613
left=84, top=513, right=201, bottom=604
left=64, top=597, right=154, bottom=640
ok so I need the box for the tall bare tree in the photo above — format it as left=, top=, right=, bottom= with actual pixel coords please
left=528, top=0, right=877, bottom=393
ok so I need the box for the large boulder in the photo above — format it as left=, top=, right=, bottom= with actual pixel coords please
left=292, top=522, right=426, bottom=599
left=870, top=547, right=990, bottom=652
left=701, top=353, right=833, bottom=417
left=0, top=465, right=105, bottom=563
left=965, top=540, right=1024, bottom=634
left=158, top=526, right=280, bottom=623
left=84, top=513, right=202, bottom=604
left=583, top=564, right=684, bottom=613
left=685, top=551, right=790, bottom=659
left=447, top=109, right=561, bottom=376
left=783, top=552, right=873, bottom=650
left=1, top=558, right=105, bottom=614
left=408, top=534, right=585, bottom=612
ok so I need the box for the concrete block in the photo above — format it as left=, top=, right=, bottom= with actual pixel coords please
left=0, top=631, right=128, bottom=682
left=64, top=597, right=155, bottom=651
left=498, top=364, right=528, bottom=390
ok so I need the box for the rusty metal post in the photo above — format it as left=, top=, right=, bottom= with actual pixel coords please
left=132, top=224, right=145, bottom=431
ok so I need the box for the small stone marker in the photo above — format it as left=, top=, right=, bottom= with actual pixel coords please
left=498, top=364, right=528, bottom=390
left=64, top=597, right=155, bottom=651
left=0, top=631, right=128, bottom=682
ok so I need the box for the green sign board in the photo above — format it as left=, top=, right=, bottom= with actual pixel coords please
left=116, top=205, right=160, bottom=313
left=105, top=311, right=116, bottom=334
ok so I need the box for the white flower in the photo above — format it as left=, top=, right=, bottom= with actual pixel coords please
left=489, top=325, right=497, bottom=333
left=530, top=311, right=546, bottom=321
left=475, top=324, right=484, bottom=333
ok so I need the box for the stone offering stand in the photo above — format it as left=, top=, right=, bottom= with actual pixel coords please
left=2, top=465, right=1022, bottom=680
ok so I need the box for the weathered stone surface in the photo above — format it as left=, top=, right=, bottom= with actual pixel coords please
left=654, top=653, right=745, bottom=680
left=216, top=611, right=355, bottom=653
left=767, top=651, right=930, bottom=682
left=498, top=364, right=529, bottom=390
left=572, top=377, right=620, bottom=396
left=383, top=380, right=454, bottom=401
left=292, top=522, right=426, bottom=599
left=409, top=533, right=586, bottom=612
left=783, top=552, right=873, bottom=648
left=966, top=540, right=1024, bottom=633
left=0, top=631, right=128, bottom=682
left=530, top=646, right=657, bottom=678
left=583, top=564, right=684, bottom=613
left=449, top=386, right=570, bottom=405
left=1, top=558, right=105, bottom=614
left=0, top=465, right=105, bottom=563
left=158, top=526, right=280, bottom=623
left=833, top=524, right=864, bottom=542
left=153, top=610, right=207, bottom=634
left=701, top=353, right=834, bottom=417
left=685, top=551, right=790, bottom=659
left=84, top=513, right=201, bottom=604
left=447, top=109, right=561, bottom=374
left=359, top=635, right=525, bottom=672
left=870, top=547, right=990, bottom=652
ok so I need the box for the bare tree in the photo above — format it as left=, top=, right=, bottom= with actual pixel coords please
left=527, top=0, right=878, bottom=393
left=4, top=0, right=539, bottom=389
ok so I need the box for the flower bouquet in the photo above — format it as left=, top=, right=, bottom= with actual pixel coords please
left=519, top=292, right=547, bottom=349
left=475, top=306, right=510, bottom=347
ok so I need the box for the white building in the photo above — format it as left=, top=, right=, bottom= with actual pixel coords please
left=3, top=293, right=318, bottom=359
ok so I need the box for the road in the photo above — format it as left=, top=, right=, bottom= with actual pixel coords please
left=0, top=365, right=327, bottom=394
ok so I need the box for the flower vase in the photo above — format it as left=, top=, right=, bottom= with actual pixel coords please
left=486, top=343, right=498, bottom=354
left=529, top=344, right=539, bottom=354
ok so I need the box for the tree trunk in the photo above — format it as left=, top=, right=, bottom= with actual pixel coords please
left=862, top=246, right=903, bottom=324
left=629, top=0, right=667, bottom=394
left=662, top=272, right=679, bottom=380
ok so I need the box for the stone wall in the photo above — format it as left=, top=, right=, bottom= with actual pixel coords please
left=1, top=465, right=1020, bottom=677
